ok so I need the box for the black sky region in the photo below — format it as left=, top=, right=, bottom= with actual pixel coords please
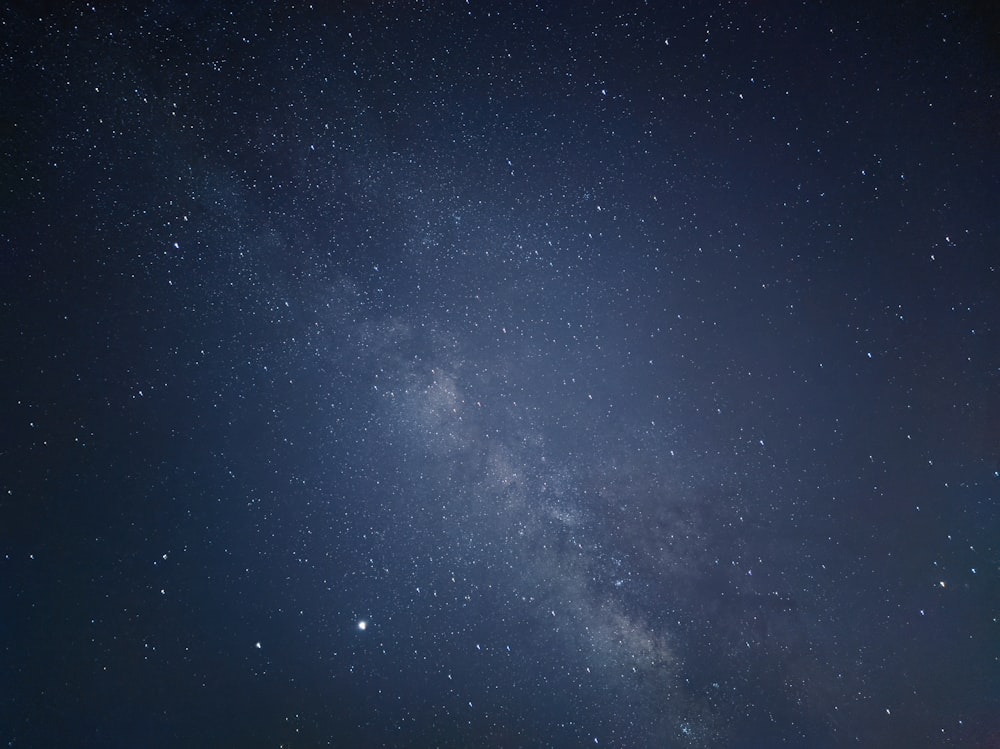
left=2, top=2, right=999, bottom=748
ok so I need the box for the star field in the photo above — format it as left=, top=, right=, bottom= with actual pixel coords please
left=2, top=2, right=998, bottom=748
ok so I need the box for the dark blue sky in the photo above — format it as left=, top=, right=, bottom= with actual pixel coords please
left=2, top=2, right=998, bottom=747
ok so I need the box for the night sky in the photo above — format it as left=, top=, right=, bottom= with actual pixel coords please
left=2, top=2, right=999, bottom=748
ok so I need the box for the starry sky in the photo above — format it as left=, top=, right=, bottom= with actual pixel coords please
left=2, top=2, right=999, bottom=748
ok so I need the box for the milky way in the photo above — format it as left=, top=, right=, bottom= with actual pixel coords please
left=3, top=3, right=998, bottom=748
